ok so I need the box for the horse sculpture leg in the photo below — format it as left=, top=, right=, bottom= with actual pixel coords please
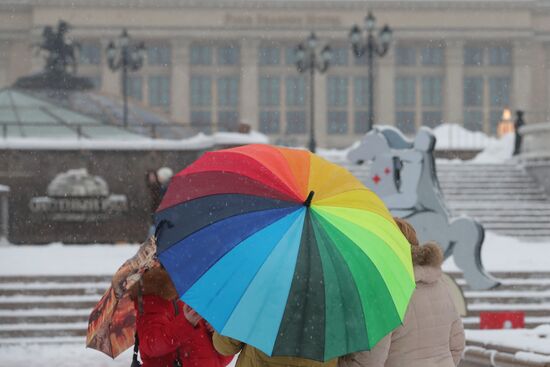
left=449, top=217, right=500, bottom=290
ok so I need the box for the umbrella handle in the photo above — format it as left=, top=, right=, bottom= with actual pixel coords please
left=304, top=191, right=315, bottom=207
left=154, top=219, right=173, bottom=240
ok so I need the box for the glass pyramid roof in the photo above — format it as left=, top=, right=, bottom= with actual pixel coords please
left=0, top=88, right=148, bottom=140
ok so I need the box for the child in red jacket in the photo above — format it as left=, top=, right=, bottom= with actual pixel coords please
left=133, top=265, right=234, bottom=367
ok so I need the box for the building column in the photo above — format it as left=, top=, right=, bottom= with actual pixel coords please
left=378, top=46, right=395, bottom=125
left=239, top=38, right=259, bottom=131
left=100, top=39, right=119, bottom=96
left=513, top=40, right=533, bottom=118
left=315, top=72, right=328, bottom=148
left=444, top=40, right=464, bottom=124
left=0, top=42, right=9, bottom=87
left=171, top=39, right=190, bottom=124
left=545, top=44, right=550, bottom=122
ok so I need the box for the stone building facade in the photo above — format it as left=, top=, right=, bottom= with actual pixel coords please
left=1, top=0, right=550, bottom=148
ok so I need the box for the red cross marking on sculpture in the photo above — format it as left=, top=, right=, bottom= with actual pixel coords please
left=384, top=167, right=391, bottom=175
left=372, top=174, right=381, bottom=184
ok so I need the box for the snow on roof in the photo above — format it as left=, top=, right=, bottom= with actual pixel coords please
left=0, top=131, right=269, bottom=150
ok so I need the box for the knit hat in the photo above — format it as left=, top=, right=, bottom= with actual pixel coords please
left=156, top=167, right=173, bottom=185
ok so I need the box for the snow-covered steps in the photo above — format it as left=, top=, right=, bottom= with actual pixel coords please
left=0, top=276, right=109, bottom=341
left=332, top=158, right=550, bottom=239
left=1, top=273, right=550, bottom=344
left=449, top=271, right=550, bottom=329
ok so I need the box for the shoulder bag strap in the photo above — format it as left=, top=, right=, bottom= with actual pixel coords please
left=173, top=299, right=183, bottom=367
left=131, top=279, right=144, bottom=367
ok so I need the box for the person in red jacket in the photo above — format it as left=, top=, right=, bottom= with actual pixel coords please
left=132, top=264, right=234, bottom=367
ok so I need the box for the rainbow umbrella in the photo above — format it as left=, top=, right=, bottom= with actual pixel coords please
left=155, top=144, right=415, bottom=362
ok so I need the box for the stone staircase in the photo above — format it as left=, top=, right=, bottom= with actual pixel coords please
left=0, top=275, right=107, bottom=344
left=336, top=159, right=550, bottom=239
left=0, top=272, right=549, bottom=345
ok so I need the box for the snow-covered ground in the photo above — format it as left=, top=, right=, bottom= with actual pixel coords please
left=0, top=231, right=546, bottom=276
left=0, top=344, right=238, bottom=367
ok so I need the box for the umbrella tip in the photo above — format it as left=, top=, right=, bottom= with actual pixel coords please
left=304, top=191, right=315, bottom=207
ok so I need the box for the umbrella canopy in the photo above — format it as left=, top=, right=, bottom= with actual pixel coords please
left=155, top=144, right=415, bottom=362
left=86, top=237, right=157, bottom=358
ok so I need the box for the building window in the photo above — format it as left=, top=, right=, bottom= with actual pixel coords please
left=79, top=41, right=101, bottom=65
left=331, top=47, right=349, bottom=66
left=489, top=46, right=511, bottom=66
left=259, top=46, right=280, bottom=65
left=286, top=111, right=306, bottom=134
left=395, top=77, right=416, bottom=134
left=148, top=76, right=170, bottom=108
left=354, top=111, right=369, bottom=134
left=395, top=77, right=416, bottom=107
left=190, top=76, right=212, bottom=107
left=422, top=76, right=442, bottom=107
left=191, top=111, right=212, bottom=133
left=464, top=77, right=483, bottom=107
left=327, top=77, right=348, bottom=107
left=421, top=46, right=444, bottom=66
left=285, top=46, right=298, bottom=65
left=127, top=76, right=143, bottom=101
left=218, top=45, right=240, bottom=65
left=354, top=52, right=367, bottom=65
left=464, top=46, right=483, bottom=66
left=217, top=76, right=239, bottom=107
left=327, top=111, right=348, bottom=135
left=489, top=77, right=511, bottom=134
left=354, top=77, right=369, bottom=108
left=285, top=76, right=306, bottom=107
left=259, top=76, right=280, bottom=106
left=147, top=44, right=171, bottom=66
left=489, top=77, right=510, bottom=107
left=327, top=77, right=348, bottom=135
left=259, top=111, right=280, bottom=133
left=354, top=77, right=369, bottom=134
left=464, top=111, right=483, bottom=131
left=190, top=45, right=212, bottom=65
left=396, top=111, right=416, bottom=134
left=396, top=46, right=416, bottom=66
left=422, top=111, right=442, bottom=128
left=218, top=111, right=239, bottom=132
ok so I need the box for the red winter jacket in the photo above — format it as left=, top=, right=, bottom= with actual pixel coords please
left=135, top=295, right=234, bottom=367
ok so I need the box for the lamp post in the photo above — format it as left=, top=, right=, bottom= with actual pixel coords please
left=350, top=11, right=392, bottom=132
left=106, top=29, right=145, bottom=128
left=295, top=32, right=332, bottom=153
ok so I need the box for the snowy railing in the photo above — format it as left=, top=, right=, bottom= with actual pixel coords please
left=463, top=346, right=550, bottom=367
left=430, top=123, right=497, bottom=151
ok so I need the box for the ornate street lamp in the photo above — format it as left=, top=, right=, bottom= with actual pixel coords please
left=106, top=29, right=146, bottom=127
left=350, top=11, right=392, bottom=132
left=295, top=32, right=332, bottom=153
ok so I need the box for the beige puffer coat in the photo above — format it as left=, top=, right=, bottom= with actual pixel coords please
left=339, top=243, right=465, bottom=367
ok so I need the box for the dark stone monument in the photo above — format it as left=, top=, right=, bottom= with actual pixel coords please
left=13, top=20, right=93, bottom=91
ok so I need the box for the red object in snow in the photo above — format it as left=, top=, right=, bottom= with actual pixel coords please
left=479, top=311, right=525, bottom=329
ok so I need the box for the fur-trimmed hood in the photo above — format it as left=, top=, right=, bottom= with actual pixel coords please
left=411, top=241, right=444, bottom=284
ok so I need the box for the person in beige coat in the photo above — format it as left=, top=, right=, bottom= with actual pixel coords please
left=339, top=218, right=465, bottom=367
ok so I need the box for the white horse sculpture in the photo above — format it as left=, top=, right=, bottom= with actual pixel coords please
left=348, top=126, right=499, bottom=290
